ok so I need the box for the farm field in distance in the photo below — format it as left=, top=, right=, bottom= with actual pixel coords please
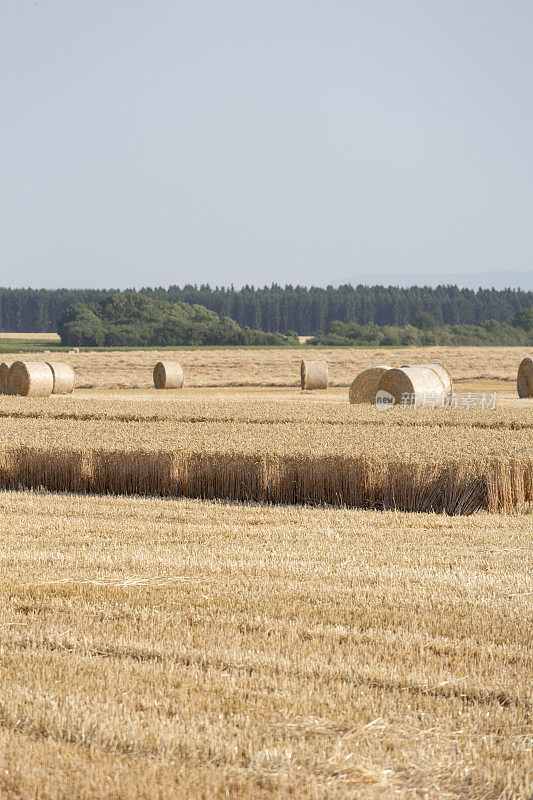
left=0, top=332, right=61, bottom=340
left=0, top=491, right=531, bottom=800
left=0, top=344, right=531, bottom=390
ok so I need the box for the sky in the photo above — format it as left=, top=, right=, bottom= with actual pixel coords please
left=1, top=0, right=532, bottom=290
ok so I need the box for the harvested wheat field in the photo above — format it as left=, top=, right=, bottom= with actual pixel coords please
left=0, top=491, right=531, bottom=800
left=0, top=346, right=530, bottom=390
left=0, top=347, right=531, bottom=798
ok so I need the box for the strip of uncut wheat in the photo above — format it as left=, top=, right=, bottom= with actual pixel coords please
left=0, top=390, right=530, bottom=512
left=0, top=399, right=529, bottom=459
left=1, top=446, right=531, bottom=513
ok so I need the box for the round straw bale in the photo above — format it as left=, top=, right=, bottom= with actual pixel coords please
left=300, top=360, right=328, bottom=390
left=421, top=363, right=453, bottom=394
left=517, top=357, right=533, bottom=398
left=401, top=362, right=453, bottom=394
left=349, top=366, right=391, bottom=404
left=377, top=365, right=446, bottom=406
left=0, top=362, right=14, bottom=395
left=46, top=362, right=75, bottom=394
left=8, top=361, right=54, bottom=397
left=153, top=361, right=184, bottom=389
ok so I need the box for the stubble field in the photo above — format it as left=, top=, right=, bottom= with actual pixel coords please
left=0, top=491, right=531, bottom=800
left=2, top=344, right=530, bottom=389
left=0, top=347, right=531, bottom=798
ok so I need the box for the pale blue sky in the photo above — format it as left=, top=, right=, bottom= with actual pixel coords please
left=1, top=1, right=532, bottom=289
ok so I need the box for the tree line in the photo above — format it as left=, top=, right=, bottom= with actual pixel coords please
left=58, top=294, right=294, bottom=347
left=309, top=311, right=533, bottom=347
left=0, top=284, right=531, bottom=334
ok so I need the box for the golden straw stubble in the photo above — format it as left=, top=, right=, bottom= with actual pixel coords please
left=0, top=492, right=531, bottom=799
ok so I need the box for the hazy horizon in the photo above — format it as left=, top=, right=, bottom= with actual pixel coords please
left=2, top=1, right=532, bottom=290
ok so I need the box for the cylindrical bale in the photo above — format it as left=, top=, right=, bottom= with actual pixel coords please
left=8, top=361, right=54, bottom=397
left=300, top=360, right=328, bottom=390
left=153, top=361, right=184, bottom=389
left=517, top=357, right=533, bottom=398
left=349, top=366, right=391, bottom=404
left=401, top=363, right=453, bottom=394
left=46, top=362, right=75, bottom=394
left=0, top=362, right=14, bottom=395
left=377, top=366, right=446, bottom=406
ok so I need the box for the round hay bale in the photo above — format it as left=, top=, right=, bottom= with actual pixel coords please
left=153, top=361, right=184, bottom=390
left=301, top=360, right=328, bottom=390
left=517, top=357, right=533, bottom=398
left=46, top=362, right=75, bottom=394
left=8, top=361, right=54, bottom=397
left=349, top=366, right=392, bottom=404
left=377, top=365, right=447, bottom=406
left=401, top=362, right=453, bottom=394
left=0, top=362, right=14, bottom=395
left=421, top=363, right=453, bottom=394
